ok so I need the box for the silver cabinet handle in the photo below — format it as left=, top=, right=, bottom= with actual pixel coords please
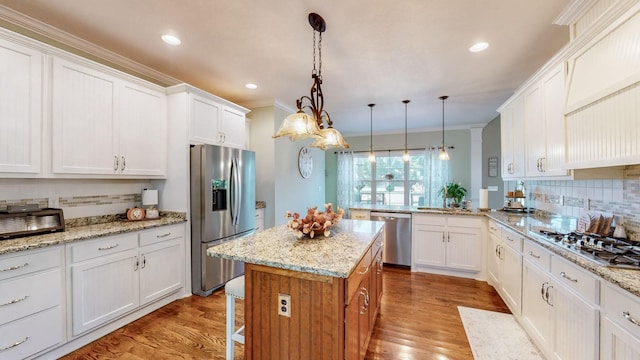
left=560, top=271, right=578, bottom=283
left=540, top=282, right=547, bottom=302
left=442, top=233, right=445, bottom=243
left=359, top=287, right=370, bottom=314
left=506, top=236, right=514, bottom=242
left=121, top=156, right=126, bottom=171
left=141, top=255, right=146, bottom=269
left=0, top=295, right=29, bottom=307
left=358, top=264, right=370, bottom=275
left=0, top=263, right=28, bottom=272
left=98, top=244, right=119, bottom=251
left=528, top=251, right=540, bottom=259
left=0, top=336, right=29, bottom=352
left=114, top=156, right=119, bottom=171
left=156, top=233, right=171, bottom=238
left=545, top=285, right=553, bottom=306
left=133, top=256, right=139, bottom=271
left=622, top=312, right=640, bottom=327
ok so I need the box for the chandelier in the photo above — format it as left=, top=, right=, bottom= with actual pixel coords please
left=272, top=13, right=350, bottom=150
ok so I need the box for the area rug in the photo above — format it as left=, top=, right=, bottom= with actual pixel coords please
left=457, top=306, right=545, bottom=360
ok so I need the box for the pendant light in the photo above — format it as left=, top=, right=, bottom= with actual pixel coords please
left=273, top=13, right=349, bottom=150
left=438, top=95, right=450, bottom=161
left=402, top=100, right=411, bottom=162
left=368, top=104, right=376, bottom=163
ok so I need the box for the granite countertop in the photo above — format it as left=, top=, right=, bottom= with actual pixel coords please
left=350, top=204, right=486, bottom=217
left=487, top=212, right=640, bottom=298
left=0, top=212, right=186, bottom=256
left=207, top=219, right=384, bottom=278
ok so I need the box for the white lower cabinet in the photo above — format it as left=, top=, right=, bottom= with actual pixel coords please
left=491, top=227, right=523, bottom=315
left=412, top=214, right=483, bottom=277
left=255, top=208, right=265, bottom=231
left=520, top=241, right=599, bottom=360
left=601, top=284, right=640, bottom=359
left=0, top=247, right=64, bottom=360
left=69, top=224, right=184, bottom=336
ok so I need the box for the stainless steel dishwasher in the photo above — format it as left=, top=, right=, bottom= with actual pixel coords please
left=370, top=212, right=412, bottom=267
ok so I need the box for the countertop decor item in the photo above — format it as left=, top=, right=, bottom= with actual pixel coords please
left=285, top=203, right=344, bottom=238
left=142, top=188, right=159, bottom=219
left=439, top=182, right=468, bottom=207
left=272, top=13, right=349, bottom=150
left=126, top=207, right=145, bottom=221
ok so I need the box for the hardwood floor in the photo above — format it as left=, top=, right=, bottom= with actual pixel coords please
left=60, top=267, right=509, bottom=359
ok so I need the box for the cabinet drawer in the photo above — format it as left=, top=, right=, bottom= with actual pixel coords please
left=0, top=269, right=61, bottom=325
left=139, top=224, right=184, bottom=247
left=71, top=233, right=138, bottom=263
left=0, top=247, right=62, bottom=282
left=412, top=214, right=446, bottom=226
left=346, top=247, right=372, bottom=304
left=603, top=284, right=640, bottom=339
left=447, top=216, right=482, bottom=228
left=501, top=228, right=523, bottom=253
left=523, top=241, right=551, bottom=271
left=0, top=306, right=63, bottom=360
left=551, top=256, right=599, bottom=304
left=488, top=220, right=501, bottom=236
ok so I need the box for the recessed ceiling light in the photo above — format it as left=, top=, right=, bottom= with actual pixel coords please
left=245, top=83, right=258, bottom=89
left=469, top=42, right=489, bottom=52
left=161, top=34, right=181, bottom=46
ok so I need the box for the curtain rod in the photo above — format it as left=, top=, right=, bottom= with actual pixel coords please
left=333, top=146, right=454, bottom=154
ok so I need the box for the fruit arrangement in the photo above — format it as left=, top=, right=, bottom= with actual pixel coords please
left=285, top=203, right=344, bottom=238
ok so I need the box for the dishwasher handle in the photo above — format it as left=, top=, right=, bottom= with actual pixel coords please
left=370, top=212, right=412, bottom=220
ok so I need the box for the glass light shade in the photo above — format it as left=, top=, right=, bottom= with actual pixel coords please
left=402, top=150, right=410, bottom=162
left=439, top=147, right=450, bottom=161
left=368, top=151, right=376, bottom=163
left=309, top=128, right=350, bottom=150
left=272, top=112, right=321, bottom=141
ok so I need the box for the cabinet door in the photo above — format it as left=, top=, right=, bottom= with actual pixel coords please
left=446, top=228, right=481, bottom=271
left=220, top=107, right=246, bottom=149
left=0, top=38, right=42, bottom=175
left=345, top=277, right=370, bottom=360
left=551, top=283, right=599, bottom=360
left=541, top=64, right=567, bottom=176
left=369, top=247, right=383, bottom=326
left=139, top=237, right=183, bottom=306
left=524, top=85, right=545, bottom=176
left=602, top=316, right=640, bottom=360
left=500, top=97, right=525, bottom=179
left=118, top=82, right=167, bottom=176
left=71, top=248, right=139, bottom=336
left=487, top=233, right=501, bottom=286
left=52, top=57, right=119, bottom=175
left=412, top=225, right=446, bottom=268
left=190, top=94, right=221, bottom=144
left=500, top=244, right=522, bottom=315
left=521, top=260, right=552, bottom=355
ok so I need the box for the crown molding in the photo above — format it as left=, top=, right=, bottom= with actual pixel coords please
left=242, top=98, right=296, bottom=114
left=0, top=5, right=182, bottom=87
left=554, top=0, right=599, bottom=25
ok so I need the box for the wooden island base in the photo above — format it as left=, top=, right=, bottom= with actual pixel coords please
left=243, top=231, right=383, bottom=360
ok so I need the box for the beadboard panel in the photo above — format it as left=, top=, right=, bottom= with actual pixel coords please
left=566, top=3, right=640, bottom=112
left=566, top=82, right=640, bottom=168
left=574, top=0, right=617, bottom=38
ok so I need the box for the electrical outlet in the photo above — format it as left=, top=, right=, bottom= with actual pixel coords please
left=278, top=293, right=291, bottom=317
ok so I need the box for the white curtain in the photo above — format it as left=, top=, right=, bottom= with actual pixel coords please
left=424, top=148, right=449, bottom=207
left=336, top=152, right=355, bottom=217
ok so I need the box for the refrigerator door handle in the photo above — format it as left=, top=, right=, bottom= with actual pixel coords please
left=230, top=156, right=241, bottom=226
left=235, top=157, right=242, bottom=226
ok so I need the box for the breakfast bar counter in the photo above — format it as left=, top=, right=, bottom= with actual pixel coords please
left=208, top=219, right=385, bottom=360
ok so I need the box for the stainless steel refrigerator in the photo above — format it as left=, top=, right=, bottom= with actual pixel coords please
left=190, top=144, right=256, bottom=296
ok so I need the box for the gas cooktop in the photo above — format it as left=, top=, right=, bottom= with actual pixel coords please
left=529, top=229, right=640, bottom=270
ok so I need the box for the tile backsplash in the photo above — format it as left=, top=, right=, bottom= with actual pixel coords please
left=505, top=165, right=640, bottom=240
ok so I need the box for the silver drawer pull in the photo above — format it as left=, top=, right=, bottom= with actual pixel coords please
left=98, top=244, right=119, bottom=251
left=156, top=233, right=171, bottom=238
left=0, top=295, right=29, bottom=307
left=506, top=236, right=514, bottom=242
left=560, top=271, right=578, bottom=283
left=623, top=312, right=640, bottom=327
left=0, top=336, right=29, bottom=352
left=358, top=264, right=370, bottom=275
left=528, top=251, right=540, bottom=259
left=0, top=263, right=29, bottom=272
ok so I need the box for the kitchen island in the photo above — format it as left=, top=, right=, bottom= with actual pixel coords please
left=208, top=219, right=384, bottom=360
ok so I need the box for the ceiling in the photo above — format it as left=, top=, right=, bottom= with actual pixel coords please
left=0, top=0, right=571, bottom=136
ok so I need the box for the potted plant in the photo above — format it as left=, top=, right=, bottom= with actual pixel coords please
left=438, top=182, right=468, bottom=208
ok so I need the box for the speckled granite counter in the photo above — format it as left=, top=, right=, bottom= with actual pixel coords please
left=207, top=219, right=384, bottom=278
left=487, top=212, right=640, bottom=298
left=350, top=204, right=487, bottom=216
left=0, top=212, right=186, bottom=256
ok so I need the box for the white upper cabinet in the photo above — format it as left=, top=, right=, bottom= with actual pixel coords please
left=51, top=56, right=167, bottom=177
left=499, top=96, right=525, bottom=179
left=0, top=36, right=42, bottom=176
left=168, top=84, right=248, bottom=149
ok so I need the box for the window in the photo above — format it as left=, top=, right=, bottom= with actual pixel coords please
left=352, top=150, right=428, bottom=207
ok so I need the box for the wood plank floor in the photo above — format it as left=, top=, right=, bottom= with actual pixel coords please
left=60, top=267, right=509, bottom=359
